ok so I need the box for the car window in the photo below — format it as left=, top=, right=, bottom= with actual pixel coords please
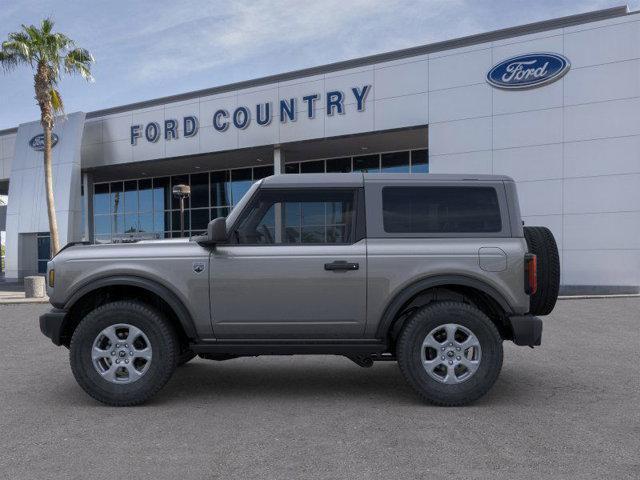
left=233, top=189, right=356, bottom=244
left=382, top=186, right=502, bottom=233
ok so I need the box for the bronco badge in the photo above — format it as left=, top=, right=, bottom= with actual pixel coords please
left=193, top=262, right=206, bottom=274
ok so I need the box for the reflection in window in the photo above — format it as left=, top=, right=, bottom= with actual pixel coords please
left=230, top=168, right=252, bottom=205
left=92, top=149, right=428, bottom=244
left=94, top=183, right=110, bottom=215
left=235, top=190, right=354, bottom=245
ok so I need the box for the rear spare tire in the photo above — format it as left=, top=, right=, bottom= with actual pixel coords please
left=523, top=226, right=560, bottom=316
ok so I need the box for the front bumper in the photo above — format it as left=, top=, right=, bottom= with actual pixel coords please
left=509, top=314, right=542, bottom=346
left=39, top=309, right=68, bottom=346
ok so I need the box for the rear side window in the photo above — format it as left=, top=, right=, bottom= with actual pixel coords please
left=382, top=186, right=502, bottom=233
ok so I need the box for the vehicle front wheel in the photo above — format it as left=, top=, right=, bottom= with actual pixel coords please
left=70, top=301, right=178, bottom=406
left=396, top=302, right=503, bottom=406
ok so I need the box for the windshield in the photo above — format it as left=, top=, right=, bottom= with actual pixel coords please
left=225, top=180, right=263, bottom=228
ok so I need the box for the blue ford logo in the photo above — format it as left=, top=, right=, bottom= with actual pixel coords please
left=487, top=53, right=570, bottom=90
left=29, top=133, right=59, bottom=151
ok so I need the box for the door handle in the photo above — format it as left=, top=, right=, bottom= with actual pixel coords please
left=324, top=260, right=359, bottom=271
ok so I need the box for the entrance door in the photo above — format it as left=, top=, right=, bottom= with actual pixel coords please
left=210, top=187, right=366, bottom=338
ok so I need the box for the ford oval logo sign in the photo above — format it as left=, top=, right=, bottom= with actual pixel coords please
left=487, top=53, right=570, bottom=90
left=29, top=133, right=59, bottom=151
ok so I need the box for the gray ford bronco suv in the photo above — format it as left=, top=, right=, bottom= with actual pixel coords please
left=40, top=173, right=559, bottom=406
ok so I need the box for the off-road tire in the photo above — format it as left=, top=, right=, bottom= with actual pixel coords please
left=524, top=226, right=560, bottom=316
left=70, top=300, right=178, bottom=406
left=397, top=302, right=503, bottom=406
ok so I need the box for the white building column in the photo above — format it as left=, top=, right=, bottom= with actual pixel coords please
left=273, top=146, right=285, bottom=175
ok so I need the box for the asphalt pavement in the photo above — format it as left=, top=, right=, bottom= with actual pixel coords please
left=1, top=298, right=639, bottom=479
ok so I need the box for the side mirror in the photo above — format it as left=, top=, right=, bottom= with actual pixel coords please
left=208, top=217, right=228, bottom=243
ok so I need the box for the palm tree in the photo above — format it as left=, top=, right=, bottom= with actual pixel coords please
left=0, top=18, right=93, bottom=255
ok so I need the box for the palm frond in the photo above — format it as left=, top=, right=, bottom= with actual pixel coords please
left=64, top=47, right=94, bottom=81
left=50, top=87, right=64, bottom=113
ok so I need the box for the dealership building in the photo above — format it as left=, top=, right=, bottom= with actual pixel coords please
left=0, top=5, right=639, bottom=293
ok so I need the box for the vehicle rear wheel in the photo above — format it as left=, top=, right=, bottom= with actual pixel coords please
left=70, top=300, right=178, bottom=406
left=524, top=226, right=560, bottom=315
left=396, top=302, right=503, bottom=406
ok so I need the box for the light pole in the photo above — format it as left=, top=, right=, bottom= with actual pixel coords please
left=172, top=184, right=191, bottom=238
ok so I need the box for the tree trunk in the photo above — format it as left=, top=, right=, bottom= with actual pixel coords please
left=35, top=64, right=60, bottom=256
left=43, top=123, right=60, bottom=255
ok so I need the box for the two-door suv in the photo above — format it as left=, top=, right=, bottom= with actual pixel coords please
left=40, top=173, right=559, bottom=406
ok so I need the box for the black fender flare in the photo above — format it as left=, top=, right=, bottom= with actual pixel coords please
left=62, top=275, right=197, bottom=339
left=375, top=274, right=514, bottom=339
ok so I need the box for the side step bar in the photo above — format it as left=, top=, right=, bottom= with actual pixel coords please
left=190, top=339, right=388, bottom=356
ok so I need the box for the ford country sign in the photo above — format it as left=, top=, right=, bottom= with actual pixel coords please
left=487, top=53, right=570, bottom=90
left=29, top=133, right=59, bottom=151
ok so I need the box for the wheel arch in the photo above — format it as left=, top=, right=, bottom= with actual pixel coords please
left=59, top=275, right=197, bottom=347
left=375, top=274, right=515, bottom=342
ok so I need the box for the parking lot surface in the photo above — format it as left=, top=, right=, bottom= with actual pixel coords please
left=1, top=298, right=639, bottom=479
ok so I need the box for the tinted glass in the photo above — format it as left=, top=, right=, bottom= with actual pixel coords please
left=93, top=183, right=110, bottom=215
left=382, top=187, right=501, bottom=233
left=253, top=165, right=274, bottom=180
left=353, top=154, right=379, bottom=173
left=411, top=149, right=429, bottom=173
left=381, top=151, right=410, bottom=173
left=138, top=179, right=153, bottom=212
left=37, top=235, right=50, bottom=260
left=191, top=208, right=210, bottom=232
left=94, top=215, right=111, bottom=236
left=230, top=168, right=252, bottom=205
left=190, top=173, right=209, bottom=208
left=124, top=180, right=138, bottom=213
left=326, top=157, right=351, bottom=173
left=234, top=189, right=355, bottom=245
left=285, top=163, right=300, bottom=174
left=139, top=213, right=153, bottom=233
left=153, top=177, right=171, bottom=211
left=300, top=160, right=324, bottom=173
left=210, top=171, right=231, bottom=207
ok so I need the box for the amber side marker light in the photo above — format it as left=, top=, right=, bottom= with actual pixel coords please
left=48, top=269, right=55, bottom=288
left=524, top=254, right=537, bottom=295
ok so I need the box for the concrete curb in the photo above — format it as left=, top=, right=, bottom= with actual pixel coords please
left=0, top=297, right=50, bottom=305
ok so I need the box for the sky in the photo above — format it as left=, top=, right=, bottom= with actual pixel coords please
left=0, top=0, right=638, bottom=130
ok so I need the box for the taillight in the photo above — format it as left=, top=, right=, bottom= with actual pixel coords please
left=525, top=253, right=537, bottom=295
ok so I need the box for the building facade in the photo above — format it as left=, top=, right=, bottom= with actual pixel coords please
left=0, top=5, right=639, bottom=293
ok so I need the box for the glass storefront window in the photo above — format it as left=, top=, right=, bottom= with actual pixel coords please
left=190, top=173, right=209, bottom=208
left=411, top=149, right=429, bottom=173
left=138, top=178, right=153, bottom=213
left=326, top=157, right=351, bottom=173
left=94, top=183, right=110, bottom=215
left=211, top=171, right=231, bottom=207
left=353, top=154, right=380, bottom=173
left=300, top=160, right=325, bottom=173
left=190, top=208, right=210, bottom=233
left=285, top=163, right=300, bottom=174
left=254, top=165, right=274, bottom=180
left=124, top=180, right=138, bottom=213
left=230, top=168, right=252, bottom=205
left=381, top=151, right=410, bottom=173
left=111, top=182, right=123, bottom=215
left=153, top=177, right=171, bottom=212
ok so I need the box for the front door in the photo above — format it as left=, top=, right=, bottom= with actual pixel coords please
left=210, top=187, right=366, bottom=338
